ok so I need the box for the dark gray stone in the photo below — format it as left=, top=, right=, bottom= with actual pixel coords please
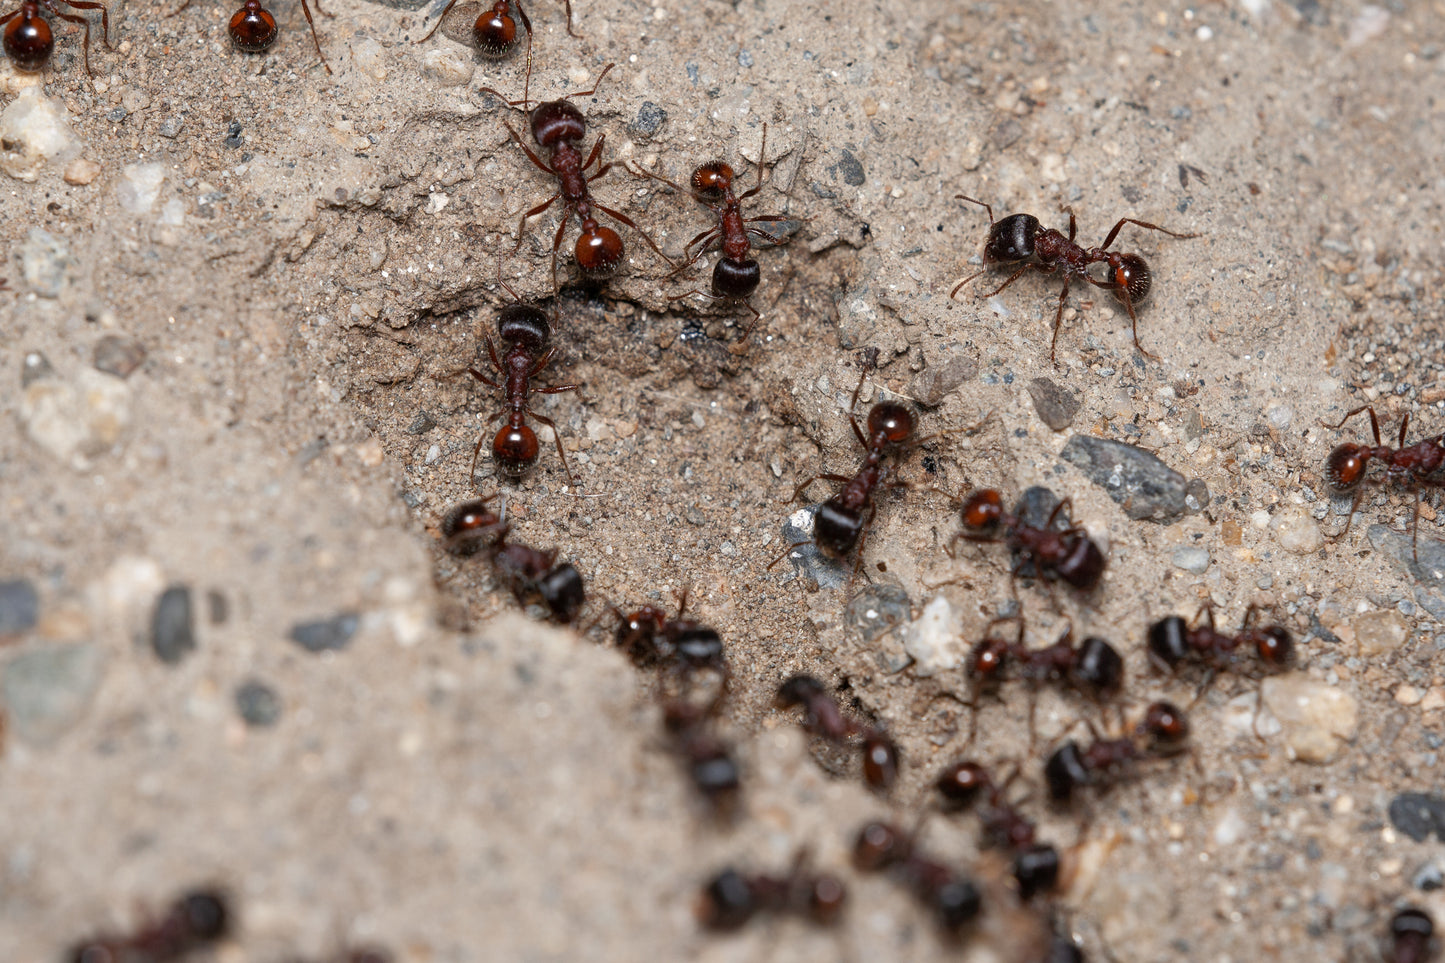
left=1, top=643, right=106, bottom=745
left=1368, top=525, right=1445, bottom=591
left=845, top=582, right=912, bottom=641
left=157, top=116, right=184, bottom=138
left=93, top=334, right=147, bottom=378
left=289, top=613, right=361, bottom=652
left=1288, top=0, right=1327, bottom=25
left=1390, top=792, right=1445, bottom=843
left=836, top=149, right=865, bottom=186
left=1060, top=435, right=1191, bottom=521
left=1026, top=377, right=1080, bottom=430
left=774, top=505, right=849, bottom=590
left=152, top=586, right=196, bottom=664
left=0, top=579, right=40, bottom=636
left=907, top=347, right=978, bottom=406
left=223, top=122, right=244, bottom=150
left=1413, top=861, right=1444, bottom=892
left=407, top=410, right=437, bottom=435
left=235, top=680, right=282, bottom=727
left=628, top=102, right=668, bottom=139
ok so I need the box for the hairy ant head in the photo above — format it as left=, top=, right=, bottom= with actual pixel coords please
left=808, top=875, right=848, bottom=924
left=775, top=674, right=827, bottom=708
left=696, top=869, right=754, bottom=931
left=1107, top=252, right=1153, bottom=306
left=1044, top=741, right=1089, bottom=802
left=933, top=877, right=982, bottom=931
left=1073, top=636, right=1124, bottom=695
left=866, top=402, right=915, bottom=445
left=3, top=5, right=53, bottom=70
left=712, top=256, right=760, bottom=300
left=1147, top=616, right=1190, bottom=667
left=492, top=424, right=540, bottom=475
left=862, top=732, right=899, bottom=790
left=691, top=161, right=736, bottom=201
left=1056, top=532, right=1106, bottom=589
left=229, top=0, right=278, bottom=50
left=1141, top=700, right=1190, bottom=752
left=936, top=760, right=991, bottom=807
left=615, top=605, right=668, bottom=662
left=984, top=213, right=1040, bottom=262
left=961, top=489, right=1005, bottom=531
left=1255, top=626, right=1294, bottom=667
left=474, top=4, right=521, bottom=57
left=574, top=226, right=625, bottom=278
left=1012, top=843, right=1061, bottom=900
left=1325, top=443, right=1370, bottom=493
left=529, top=99, right=587, bottom=149
left=537, top=562, right=585, bottom=622
left=440, top=498, right=507, bottom=556
left=497, top=304, right=550, bottom=352
left=853, top=821, right=907, bottom=871
left=813, top=500, right=865, bottom=558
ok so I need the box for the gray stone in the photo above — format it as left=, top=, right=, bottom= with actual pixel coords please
left=628, top=102, right=668, bottom=140
left=289, top=612, right=361, bottom=652
left=19, top=228, right=74, bottom=298
left=774, top=505, right=848, bottom=590
left=835, top=149, right=865, bottom=186
left=1275, top=510, right=1323, bottom=554
left=151, top=586, right=196, bottom=664
left=0, top=579, right=40, bottom=636
left=93, top=335, right=147, bottom=379
left=907, top=346, right=978, bottom=406
left=235, top=679, right=282, bottom=727
left=844, top=582, right=911, bottom=641
left=1390, top=793, right=1445, bottom=843
left=1026, top=377, right=1080, bottom=430
left=0, top=643, right=106, bottom=745
left=157, top=116, right=184, bottom=138
left=1368, top=525, right=1445, bottom=589
left=1060, top=435, right=1191, bottom=521
left=1171, top=546, right=1210, bottom=574
left=1260, top=674, right=1358, bottom=764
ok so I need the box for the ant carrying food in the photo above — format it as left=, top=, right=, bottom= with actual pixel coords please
left=633, top=123, right=795, bottom=342
left=1043, top=700, right=1189, bottom=805
left=950, top=194, right=1199, bottom=362
left=949, top=488, right=1106, bottom=591
left=1, top=0, right=110, bottom=77
left=1147, top=602, right=1294, bottom=679
left=695, top=853, right=847, bottom=931
left=69, top=888, right=229, bottom=963
left=176, top=0, right=331, bottom=74
left=479, top=63, right=674, bottom=290
left=852, top=821, right=982, bottom=935
left=775, top=674, right=900, bottom=790
left=935, top=760, right=1061, bottom=899
left=613, top=592, right=726, bottom=677
left=1321, top=404, right=1445, bottom=559
left=1388, top=906, right=1435, bottom=963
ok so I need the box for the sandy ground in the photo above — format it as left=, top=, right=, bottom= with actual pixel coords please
left=2, top=0, right=1445, bottom=959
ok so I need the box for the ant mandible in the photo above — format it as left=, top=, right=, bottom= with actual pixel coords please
left=416, top=0, right=578, bottom=53
left=1, top=0, right=110, bottom=77
left=950, top=194, right=1199, bottom=362
left=695, top=853, right=847, bottom=931
left=1044, top=700, right=1189, bottom=805
left=774, top=674, right=900, bottom=790
left=479, top=63, right=674, bottom=291
left=951, top=488, right=1106, bottom=591
left=1147, top=602, right=1294, bottom=678
left=175, top=0, right=332, bottom=74
left=935, top=760, right=1061, bottom=899
left=69, top=888, right=229, bottom=963
left=634, top=123, right=795, bottom=342
left=1321, top=404, right=1445, bottom=560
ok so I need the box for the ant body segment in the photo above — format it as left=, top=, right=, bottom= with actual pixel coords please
left=1321, top=404, right=1445, bottom=559
left=69, top=888, right=229, bottom=963
left=695, top=854, right=847, bottom=931
left=417, top=0, right=577, bottom=50
left=950, top=194, right=1199, bottom=362
left=1, top=0, right=110, bottom=77
left=176, top=0, right=331, bottom=73
left=1389, top=907, right=1435, bottom=963
left=951, top=489, right=1106, bottom=591
left=852, top=821, right=982, bottom=934
left=775, top=674, right=900, bottom=790
left=935, top=760, right=1061, bottom=899
left=1044, top=700, right=1189, bottom=804
left=1147, top=603, right=1293, bottom=678
left=439, top=496, right=509, bottom=556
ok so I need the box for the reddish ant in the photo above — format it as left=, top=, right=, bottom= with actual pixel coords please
left=479, top=63, right=674, bottom=291
left=775, top=674, right=899, bottom=790
left=69, top=888, right=229, bottom=963
left=950, top=488, right=1106, bottom=591
left=1321, top=404, right=1445, bottom=560
left=695, top=853, right=847, bottom=931
left=1, top=0, right=110, bottom=77
left=613, top=592, right=726, bottom=677
left=662, top=694, right=741, bottom=813
left=950, top=194, right=1199, bottom=362
left=417, top=0, right=577, bottom=52
left=1043, top=700, right=1189, bottom=805
left=852, top=821, right=982, bottom=935
left=175, top=0, right=331, bottom=74
left=633, top=123, right=795, bottom=342
left=935, top=760, right=1061, bottom=899
left=491, top=536, right=586, bottom=623
left=439, top=496, right=509, bottom=556
left=1389, top=907, right=1435, bottom=963
left=1147, top=602, right=1294, bottom=679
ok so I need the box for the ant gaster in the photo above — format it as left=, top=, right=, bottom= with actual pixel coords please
left=852, top=821, right=982, bottom=934
left=950, top=194, right=1199, bottom=361
left=1, top=0, right=110, bottom=76
left=935, top=760, right=1061, bottom=899
left=490, top=536, right=586, bottom=623
left=1044, top=700, right=1189, bottom=804
left=479, top=63, right=674, bottom=290
left=775, top=674, right=900, bottom=790
left=952, top=489, right=1106, bottom=591
left=1389, top=907, right=1435, bottom=963
left=69, top=888, right=229, bottom=963
left=1147, top=602, right=1293, bottom=678
left=695, top=855, right=846, bottom=931
left=176, top=0, right=331, bottom=74
left=417, top=0, right=578, bottom=52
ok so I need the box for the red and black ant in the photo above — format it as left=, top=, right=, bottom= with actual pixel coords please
left=1147, top=602, right=1294, bottom=679
left=69, top=888, right=229, bottom=963
left=1, top=0, right=110, bottom=76
left=176, top=0, right=331, bottom=74
left=852, top=821, right=982, bottom=935
left=935, top=760, right=1060, bottom=899
left=479, top=63, right=674, bottom=290
left=775, top=674, right=900, bottom=790
left=439, top=496, right=509, bottom=556
left=1389, top=906, right=1435, bottom=963
left=1043, top=700, right=1189, bottom=805
left=1322, top=404, right=1445, bottom=559
left=633, top=123, right=795, bottom=342
left=416, top=0, right=577, bottom=53
left=950, top=488, right=1106, bottom=591
left=662, top=694, right=741, bottom=813
left=695, top=853, right=847, bottom=931
left=491, top=536, right=586, bottom=623
left=613, top=592, right=726, bottom=677
left=950, top=195, right=1199, bottom=362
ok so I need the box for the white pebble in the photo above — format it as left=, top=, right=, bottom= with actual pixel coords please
left=422, top=48, right=473, bottom=86
left=0, top=87, right=79, bottom=182
left=116, top=162, right=166, bottom=214
left=1261, top=674, right=1359, bottom=764
left=902, top=596, right=961, bottom=676
left=1274, top=510, right=1323, bottom=554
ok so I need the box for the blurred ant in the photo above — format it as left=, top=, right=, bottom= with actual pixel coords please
left=634, top=123, right=795, bottom=343
left=1147, top=602, right=1294, bottom=680
left=662, top=693, right=741, bottom=814
left=1389, top=906, right=1435, bottom=963
left=491, top=535, right=586, bottom=623
left=775, top=674, right=900, bottom=791
left=1321, top=404, right=1445, bottom=560
left=175, top=0, right=331, bottom=74
left=1044, top=700, right=1189, bottom=805
left=950, top=194, right=1199, bottom=362
left=1, top=0, right=110, bottom=77
left=416, top=0, right=577, bottom=52
left=479, top=63, right=674, bottom=290
left=613, top=591, right=726, bottom=678
left=69, top=888, right=229, bottom=963
left=949, top=488, right=1106, bottom=592
left=935, top=760, right=1061, bottom=899
left=695, top=852, right=846, bottom=932
left=852, top=821, right=982, bottom=935
left=439, top=496, right=509, bottom=556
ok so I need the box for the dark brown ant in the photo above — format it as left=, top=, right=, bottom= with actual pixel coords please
left=467, top=299, right=579, bottom=487
left=439, top=496, right=509, bottom=556
left=479, top=63, right=674, bottom=290
left=633, top=123, right=794, bottom=341
left=695, top=853, right=847, bottom=931
left=490, top=534, right=586, bottom=623
left=775, top=674, right=899, bottom=791
left=951, top=489, right=1106, bottom=591
left=613, top=592, right=726, bottom=677
left=69, top=888, right=229, bottom=963
left=1147, top=602, right=1294, bottom=678
left=1, top=0, right=110, bottom=76
left=662, top=695, right=741, bottom=812
left=950, top=194, right=1199, bottom=361
left=852, top=821, right=982, bottom=934
left=1043, top=700, right=1189, bottom=805
left=934, top=760, right=1060, bottom=899
left=1321, top=404, right=1445, bottom=559
left=1389, top=907, right=1435, bottom=963
left=176, top=0, right=331, bottom=74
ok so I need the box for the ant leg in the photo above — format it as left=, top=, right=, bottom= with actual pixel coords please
left=1398, top=410, right=1412, bottom=449
left=1121, top=285, right=1159, bottom=360
left=790, top=473, right=852, bottom=503
left=744, top=224, right=787, bottom=248
left=954, top=194, right=995, bottom=224
left=485, top=334, right=504, bottom=373
left=1097, top=217, right=1202, bottom=251
left=980, top=262, right=1043, bottom=299
left=566, top=62, right=614, bottom=100
left=733, top=298, right=763, bottom=344
left=582, top=136, right=608, bottom=177
left=55, top=0, right=111, bottom=48
left=1064, top=207, right=1077, bottom=243
left=1319, top=404, right=1383, bottom=445
left=525, top=410, right=577, bottom=488
left=737, top=122, right=769, bottom=202
left=949, top=268, right=988, bottom=300
left=468, top=367, right=501, bottom=390
left=502, top=124, right=556, bottom=178
left=513, top=192, right=562, bottom=250
left=631, top=164, right=692, bottom=197
left=592, top=202, right=676, bottom=269
left=46, top=8, right=96, bottom=75
left=1048, top=276, right=1072, bottom=364
left=416, top=0, right=460, bottom=42
left=560, top=0, right=580, bottom=38
left=470, top=409, right=509, bottom=480
left=1412, top=490, right=1423, bottom=564
left=549, top=211, right=572, bottom=292
left=296, top=0, right=332, bottom=73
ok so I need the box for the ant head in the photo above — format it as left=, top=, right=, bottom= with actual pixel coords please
left=229, top=0, right=278, bottom=51
left=1056, top=533, right=1105, bottom=590
left=176, top=890, right=230, bottom=941
left=712, top=257, right=761, bottom=299
left=984, top=213, right=1041, bottom=262
left=492, top=424, right=540, bottom=475
left=537, top=562, right=585, bottom=622
left=1255, top=625, right=1294, bottom=667
left=807, top=874, right=848, bottom=925
left=691, top=162, right=736, bottom=200
left=440, top=498, right=507, bottom=556
left=696, top=869, right=754, bottom=931
left=867, top=402, right=914, bottom=444
left=1073, top=636, right=1124, bottom=694
left=775, top=673, right=826, bottom=708
left=1013, top=843, right=1061, bottom=900
left=1147, top=616, right=1190, bottom=667
left=852, top=821, right=908, bottom=871
left=1140, top=700, right=1190, bottom=751
left=862, top=732, right=900, bottom=790
left=1325, top=443, right=1370, bottom=493
left=961, top=489, right=1004, bottom=531
left=473, top=6, right=521, bottom=58
left=574, top=226, right=624, bottom=278
left=1044, top=741, right=1088, bottom=802
left=936, top=760, right=991, bottom=807
left=616, top=605, right=667, bottom=650
left=529, top=100, right=587, bottom=148
left=3, top=6, right=54, bottom=70
left=1107, top=253, right=1153, bottom=306
left=968, top=637, right=1009, bottom=683
left=813, top=500, right=864, bottom=558
left=497, top=304, right=551, bottom=351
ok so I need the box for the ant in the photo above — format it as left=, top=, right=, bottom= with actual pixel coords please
left=935, top=760, right=1060, bottom=899
left=852, top=821, right=982, bottom=935
left=950, top=488, right=1106, bottom=591
left=613, top=592, right=726, bottom=677
left=479, top=63, right=674, bottom=291
left=950, top=194, right=1199, bottom=362
left=1389, top=907, right=1435, bottom=963
left=1321, top=404, right=1445, bottom=560
left=490, top=534, right=586, bottom=623
left=176, top=0, right=331, bottom=74
left=417, top=0, right=577, bottom=53
left=775, top=674, right=899, bottom=790
left=69, top=888, right=229, bottom=963
left=466, top=297, right=579, bottom=487
left=1043, top=700, right=1189, bottom=805
left=695, top=853, right=847, bottom=931
left=1147, top=602, right=1293, bottom=679
left=439, top=496, right=509, bottom=556
left=633, top=123, right=794, bottom=342
left=1, top=0, right=110, bottom=77
left=662, top=694, right=741, bottom=813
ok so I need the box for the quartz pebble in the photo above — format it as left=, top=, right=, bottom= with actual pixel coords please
left=0, top=643, right=106, bottom=745
left=902, top=595, right=961, bottom=676
left=93, top=334, right=147, bottom=378
left=62, top=157, right=102, bottom=185
left=1275, top=510, right=1323, bottom=554
left=1171, top=545, right=1210, bottom=574
left=421, top=48, right=473, bottom=86
left=1260, top=674, right=1358, bottom=764
left=0, top=88, right=80, bottom=181
left=1351, top=609, right=1409, bottom=657
left=116, top=162, right=166, bottom=214
left=20, top=228, right=74, bottom=297
left=21, top=367, right=133, bottom=463
left=906, top=345, right=978, bottom=406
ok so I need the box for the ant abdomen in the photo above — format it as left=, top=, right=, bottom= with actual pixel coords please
left=984, top=213, right=1040, bottom=262
left=229, top=0, right=278, bottom=50
left=1391, top=907, right=1433, bottom=963
left=3, top=9, right=51, bottom=69
left=1325, top=443, right=1369, bottom=493
left=1147, top=616, right=1190, bottom=667
left=536, top=563, right=585, bottom=622
left=493, top=424, right=541, bottom=475
left=691, top=162, right=735, bottom=200
left=867, top=402, right=915, bottom=444
left=1106, top=253, right=1152, bottom=305
left=1012, top=843, right=1061, bottom=900
left=497, top=304, right=550, bottom=351
left=1057, top=534, right=1105, bottom=589
left=961, top=489, right=1005, bottom=530
left=814, top=500, right=865, bottom=558
left=935, top=760, right=990, bottom=806
left=1044, top=742, right=1090, bottom=802
left=530, top=100, right=587, bottom=149
left=474, top=6, right=520, bottom=57
left=1073, top=636, right=1124, bottom=694
left=712, top=257, right=760, bottom=299
left=1142, top=700, right=1189, bottom=750
left=1256, top=626, right=1294, bottom=666
left=574, top=226, right=625, bottom=278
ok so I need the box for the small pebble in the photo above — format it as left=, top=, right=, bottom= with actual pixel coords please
left=1060, top=435, right=1192, bottom=521
left=1275, top=510, right=1323, bottom=554
left=0, top=88, right=79, bottom=182
left=1396, top=685, right=1424, bottom=706
left=62, top=157, right=101, bottom=186
left=157, top=116, right=184, bottom=138
left=901, top=595, right=961, bottom=676
left=421, top=48, right=472, bottom=86
left=235, top=679, right=282, bottom=727
left=1390, top=792, right=1445, bottom=843
left=1171, top=545, right=1210, bottom=574
left=0, top=579, right=40, bottom=636
left=844, top=582, right=911, bottom=642
left=117, top=162, right=165, bottom=214
left=0, top=642, right=106, bottom=745
left=906, top=346, right=978, bottom=406
left=21, top=367, right=133, bottom=463
left=93, top=334, right=147, bottom=378
left=627, top=101, right=668, bottom=139
left=288, top=612, right=361, bottom=653
left=1025, top=377, right=1081, bottom=430
left=151, top=585, right=195, bottom=664
left=1423, top=687, right=1445, bottom=713
left=20, top=228, right=73, bottom=297
left=1260, top=674, right=1358, bottom=764
left=1352, top=609, right=1409, bottom=657
left=1412, top=862, right=1444, bottom=891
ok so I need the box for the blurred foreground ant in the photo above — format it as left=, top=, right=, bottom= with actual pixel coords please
left=1322, top=404, right=1445, bottom=560
left=1147, top=602, right=1293, bottom=679
left=695, top=853, right=847, bottom=932
left=852, top=821, right=982, bottom=935
left=935, top=760, right=1061, bottom=899
left=439, top=496, right=508, bottom=556
left=950, top=195, right=1199, bottom=361
left=480, top=63, right=674, bottom=290
left=1389, top=906, right=1435, bottom=963
left=950, top=488, right=1106, bottom=592
left=775, top=674, right=900, bottom=790
left=437, top=497, right=584, bottom=621
left=69, top=888, right=229, bottom=963
left=1, top=0, right=110, bottom=77
left=613, top=592, right=726, bottom=677
left=1044, top=700, right=1189, bottom=805
left=176, top=0, right=331, bottom=74
left=662, top=694, right=741, bottom=813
